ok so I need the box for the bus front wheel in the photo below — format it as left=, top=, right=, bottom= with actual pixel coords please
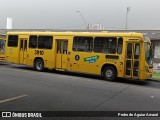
left=34, top=59, right=44, bottom=72
left=103, top=66, right=117, bottom=81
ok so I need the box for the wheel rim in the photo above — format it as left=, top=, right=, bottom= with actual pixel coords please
left=105, top=70, right=113, bottom=78
left=36, top=62, right=42, bottom=70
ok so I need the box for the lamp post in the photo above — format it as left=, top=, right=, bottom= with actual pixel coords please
left=125, top=7, right=130, bottom=30
left=76, top=11, right=88, bottom=30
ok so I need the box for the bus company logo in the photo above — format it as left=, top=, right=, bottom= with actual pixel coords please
left=75, top=55, right=80, bottom=61
left=84, top=55, right=99, bottom=63
left=2, top=112, right=11, bottom=117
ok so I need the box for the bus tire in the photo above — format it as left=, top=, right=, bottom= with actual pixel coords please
left=103, top=66, right=117, bottom=81
left=34, top=59, right=44, bottom=72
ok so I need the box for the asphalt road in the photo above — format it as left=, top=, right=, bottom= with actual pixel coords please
left=0, top=63, right=160, bottom=120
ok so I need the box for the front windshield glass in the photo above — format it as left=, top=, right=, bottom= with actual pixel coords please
left=144, top=42, right=153, bottom=66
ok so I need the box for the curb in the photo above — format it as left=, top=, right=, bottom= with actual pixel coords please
left=148, top=79, right=160, bottom=82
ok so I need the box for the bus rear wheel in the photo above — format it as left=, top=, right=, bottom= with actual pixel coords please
left=34, top=59, right=44, bottom=72
left=103, top=66, right=117, bottom=81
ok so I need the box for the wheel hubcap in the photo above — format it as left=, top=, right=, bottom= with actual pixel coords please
left=37, top=62, right=42, bottom=70
left=106, top=70, right=113, bottom=78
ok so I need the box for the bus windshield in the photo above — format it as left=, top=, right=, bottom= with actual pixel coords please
left=144, top=42, right=153, bottom=66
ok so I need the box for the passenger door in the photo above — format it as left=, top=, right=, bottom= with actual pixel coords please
left=56, top=39, right=68, bottom=69
left=19, top=39, right=27, bottom=64
left=125, top=42, right=140, bottom=78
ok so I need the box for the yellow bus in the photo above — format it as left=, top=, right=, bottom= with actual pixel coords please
left=6, top=31, right=153, bottom=81
left=0, top=34, right=6, bottom=62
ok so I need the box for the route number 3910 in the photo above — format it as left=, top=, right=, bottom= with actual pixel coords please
left=34, top=50, right=44, bottom=55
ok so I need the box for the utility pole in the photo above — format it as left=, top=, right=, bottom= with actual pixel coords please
left=125, top=7, right=130, bottom=30
left=76, top=11, right=88, bottom=31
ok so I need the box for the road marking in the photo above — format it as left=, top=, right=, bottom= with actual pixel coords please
left=0, top=95, right=28, bottom=104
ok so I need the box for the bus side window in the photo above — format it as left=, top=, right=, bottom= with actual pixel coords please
left=29, top=35, right=37, bottom=48
left=94, top=37, right=104, bottom=53
left=8, top=35, right=18, bottom=47
left=38, top=36, right=53, bottom=49
left=94, top=37, right=117, bottom=54
left=117, top=37, right=123, bottom=54
left=73, top=36, right=93, bottom=52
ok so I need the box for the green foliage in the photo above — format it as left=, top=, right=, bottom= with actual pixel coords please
left=152, top=73, right=160, bottom=81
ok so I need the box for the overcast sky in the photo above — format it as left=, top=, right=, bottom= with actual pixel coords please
left=0, top=0, right=160, bottom=29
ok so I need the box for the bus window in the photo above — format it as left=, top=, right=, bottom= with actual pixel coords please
left=73, top=37, right=93, bottom=52
left=38, top=36, right=53, bottom=49
left=0, top=40, right=5, bottom=51
left=94, top=37, right=117, bottom=54
left=63, top=41, right=68, bottom=54
left=134, top=44, right=140, bottom=59
left=127, top=43, right=132, bottom=59
left=57, top=41, right=61, bottom=54
left=117, top=37, right=123, bottom=54
left=144, top=42, right=153, bottom=65
left=8, top=35, right=18, bottom=47
left=29, top=35, right=37, bottom=48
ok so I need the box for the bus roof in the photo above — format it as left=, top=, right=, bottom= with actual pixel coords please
left=6, top=31, right=144, bottom=38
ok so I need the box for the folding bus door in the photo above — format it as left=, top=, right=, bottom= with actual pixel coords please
left=125, top=42, right=140, bottom=78
left=56, top=39, right=68, bottom=69
left=19, top=39, right=27, bottom=64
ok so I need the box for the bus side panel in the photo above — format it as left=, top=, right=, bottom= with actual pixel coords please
left=69, top=52, right=125, bottom=77
left=6, top=34, right=20, bottom=65
left=27, top=47, right=55, bottom=69
left=6, top=47, right=20, bottom=64
left=73, top=52, right=101, bottom=75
